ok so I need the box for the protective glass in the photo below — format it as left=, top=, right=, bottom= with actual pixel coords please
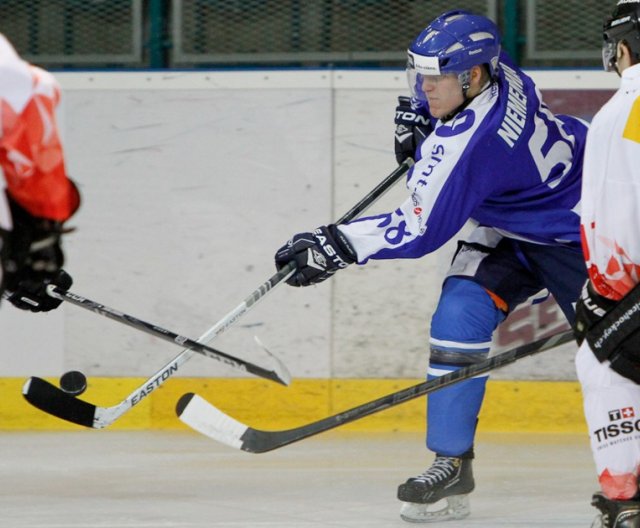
left=406, top=50, right=460, bottom=101
left=602, top=38, right=617, bottom=72
left=407, top=70, right=458, bottom=101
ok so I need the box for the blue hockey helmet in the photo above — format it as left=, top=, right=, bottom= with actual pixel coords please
left=602, top=0, right=640, bottom=72
left=407, top=10, right=501, bottom=100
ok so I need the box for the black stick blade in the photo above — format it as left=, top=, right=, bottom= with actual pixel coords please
left=22, top=377, right=97, bottom=428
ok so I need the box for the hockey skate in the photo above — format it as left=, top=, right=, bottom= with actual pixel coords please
left=591, top=492, right=640, bottom=528
left=397, top=452, right=474, bottom=523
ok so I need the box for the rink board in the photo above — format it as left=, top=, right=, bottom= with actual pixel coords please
left=0, top=69, right=610, bottom=432
left=0, top=377, right=585, bottom=432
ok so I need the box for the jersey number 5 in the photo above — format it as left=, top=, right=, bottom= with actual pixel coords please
left=528, top=105, right=576, bottom=189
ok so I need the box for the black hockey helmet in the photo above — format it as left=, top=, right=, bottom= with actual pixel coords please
left=603, top=0, right=640, bottom=71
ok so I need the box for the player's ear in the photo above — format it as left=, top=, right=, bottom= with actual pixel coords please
left=616, top=41, right=635, bottom=70
left=470, top=65, right=486, bottom=87
left=617, top=41, right=625, bottom=62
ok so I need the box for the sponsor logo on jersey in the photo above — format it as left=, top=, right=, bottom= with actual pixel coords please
left=609, top=407, right=635, bottom=421
left=593, top=406, right=639, bottom=443
left=413, top=144, right=445, bottom=187
left=410, top=193, right=426, bottom=234
left=497, top=62, right=528, bottom=148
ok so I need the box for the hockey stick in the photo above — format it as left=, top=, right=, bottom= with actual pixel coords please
left=22, top=158, right=414, bottom=429
left=22, top=277, right=292, bottom=428
left=176, top=329, right=575, bottom=453
left=40, top=287, right=290, bottom=384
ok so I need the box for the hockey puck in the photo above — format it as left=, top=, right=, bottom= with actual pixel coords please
left=59, top=370, right=87, bottom=396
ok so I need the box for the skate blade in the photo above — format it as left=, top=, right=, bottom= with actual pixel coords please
left=400, top=495, right=470, bottom=523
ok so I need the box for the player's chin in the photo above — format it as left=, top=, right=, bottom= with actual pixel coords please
left=426, top=101, right=444, bottom=118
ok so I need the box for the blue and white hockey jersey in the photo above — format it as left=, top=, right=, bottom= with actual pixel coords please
left=340, top=54, right=587, bottom=263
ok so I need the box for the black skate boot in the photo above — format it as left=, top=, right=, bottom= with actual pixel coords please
left=397, top=449, right=475, bottom=523
left=591, top=492, right=640, bottom=528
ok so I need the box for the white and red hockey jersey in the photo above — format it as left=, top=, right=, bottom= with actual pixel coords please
left=581, top=63, right=640, bottom=301
left=577, top=62, right=640, bottom=501
left=0, top=33, right=78, bottom=224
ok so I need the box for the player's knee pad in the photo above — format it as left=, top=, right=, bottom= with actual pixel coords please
left=430, top=278, right=504, bottom=362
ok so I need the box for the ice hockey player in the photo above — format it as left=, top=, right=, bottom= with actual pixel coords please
left=574, top=1, right=640, bottom=526
left=274, top=9, right=589, bottom=523
left=0, top=33, right=79, bottom=311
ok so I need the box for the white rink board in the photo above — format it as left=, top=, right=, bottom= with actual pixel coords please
left=0, top=70, right=615, bottom=379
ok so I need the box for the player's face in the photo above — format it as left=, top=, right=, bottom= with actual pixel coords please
left=420, top=74, right=464, bottom=118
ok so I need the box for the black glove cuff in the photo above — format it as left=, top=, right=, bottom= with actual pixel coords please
left=327, top=224, right=357, bottom=264
left=574, top=281, right=617, bottom=345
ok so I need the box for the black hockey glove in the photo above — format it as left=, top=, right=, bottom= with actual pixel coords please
left=574, top=281, right=616, bottom=346
left=1, top=194, right=73, bottom=312
left=394, top=96, right=433, bottom=165
left=274, top=225, right=357, bottom=287
left=574, top=280, right=640, bottom=383
left=7, top=269, right=72, bottom=312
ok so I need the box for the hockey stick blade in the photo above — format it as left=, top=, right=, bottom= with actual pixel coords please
left=176, top=329, right=575, bottom=453
left=21, top=289, right=290, bottom=428
left=23, top=377, right=96, bottom=427
left=21, top=334, right=292, bottom=429
left=22, top=347, right=289, bottom=429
